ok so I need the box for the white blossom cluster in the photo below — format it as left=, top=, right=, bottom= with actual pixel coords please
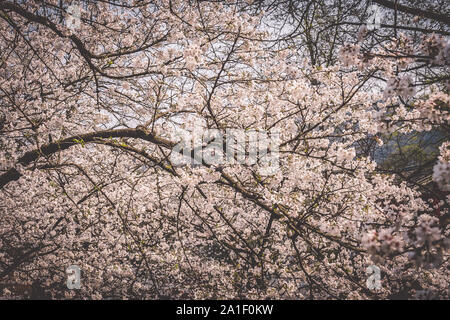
left=338, top=44, right=361, bottom=67
left=383, top=75, right=415, bottom=99
left=362, top=228, right=404, bottom=259
left=420, top=33, right=450, bottom=66
left=433, top=142, right=450, bottom=191
left=414, top=214, right=442, bottom=247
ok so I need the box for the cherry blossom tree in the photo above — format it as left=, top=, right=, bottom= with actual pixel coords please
left=0, top=0, right=448, bottom=299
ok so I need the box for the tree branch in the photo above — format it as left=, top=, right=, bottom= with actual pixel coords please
left=373, top=0, right=450, bottom=26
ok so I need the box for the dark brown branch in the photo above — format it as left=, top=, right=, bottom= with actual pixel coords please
left=373, top=0, right=450, bottom=26
left=0, top=127, right=174, bottom=188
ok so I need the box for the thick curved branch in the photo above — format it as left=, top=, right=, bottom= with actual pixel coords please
left=0, top=127, right=174, bottom=188
left=373, top=0, right=450, bottom=27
